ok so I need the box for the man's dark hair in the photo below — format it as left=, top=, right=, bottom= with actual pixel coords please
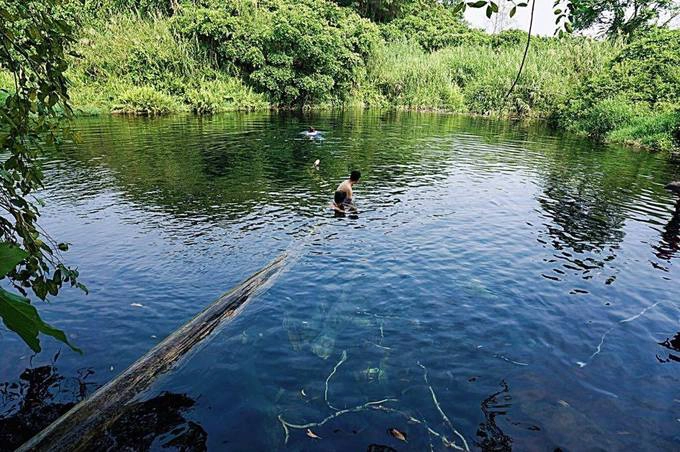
left=350, top=170, right=361, bottom=182
left=334, top=190, right=346, bottom=205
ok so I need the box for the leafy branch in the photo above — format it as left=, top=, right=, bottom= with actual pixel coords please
left=0, top=0, right=85, bottom=353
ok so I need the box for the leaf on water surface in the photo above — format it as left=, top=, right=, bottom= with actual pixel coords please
left=387, top=427, right=407, bottom=442
left=130, top=303, right=143, bottom=307
left=306, top=428, right=321, bottom=439
left=0, top=287, right=82, bottom=354
left=301, top=389, right=307, bottom=397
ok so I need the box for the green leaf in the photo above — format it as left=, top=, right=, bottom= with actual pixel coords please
left=0, top=242, right=28, bottom=278
left=486, top=5, right=493, bottom=18
left=510, top=6, right=517, bottom=17
left=467, top=1, right=487, bottom=8
left=565, top=22, right=573, bottom=33
left=0, top=287, right=82, bottom=354
left=453, top=2, right=466, bottom=13
left=490, top=1, right=499, bottom=13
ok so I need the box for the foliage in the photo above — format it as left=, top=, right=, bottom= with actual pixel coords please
left=185, top=76, right=269, bottom=113
left=112, top=85, right=179, bottom=115
left=0, top=0, right=85, bottom=352
left=560, top=29, right=680, bottom=148
left=570, top=0, right=680, bottom=39
left=380, top=0, right=487, bottom=51
left=172, top=0, right=381, bottom=107
left=366, top=41, right=465, bottom=111
left=607, top=107, right=680, bottom=151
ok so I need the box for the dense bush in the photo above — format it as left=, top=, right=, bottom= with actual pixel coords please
left=560, top=28, right=680, bottom=149
left=380, top=0, right=488, bottom=51
left=113, top=85, right=179, bottom=115
left=185, top=76, right=269, bottom=113
left=172, top=0, right=380, bottom=106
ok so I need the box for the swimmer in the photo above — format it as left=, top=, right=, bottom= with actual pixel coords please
left=336, top=170, right=361, bottom=205
left=304, top=127, right=321, bottom=138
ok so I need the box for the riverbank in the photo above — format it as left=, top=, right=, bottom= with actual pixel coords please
left=4, top=0, right=678, bottom=153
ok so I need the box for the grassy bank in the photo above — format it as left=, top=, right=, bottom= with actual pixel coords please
left=3, top=0, right=678, bottom=153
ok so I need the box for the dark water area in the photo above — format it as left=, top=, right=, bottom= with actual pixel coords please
left=1, top=111, right=680, bottom=451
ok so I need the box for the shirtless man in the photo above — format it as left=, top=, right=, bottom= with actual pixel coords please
left=336, top=170, right=361, bottom=205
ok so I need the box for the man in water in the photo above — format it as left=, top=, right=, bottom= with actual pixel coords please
left=336, top=170, right=361, bottom=206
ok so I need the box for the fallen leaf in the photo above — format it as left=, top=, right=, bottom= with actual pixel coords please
left=131, top=303, right=143, bottom=307
left=387, top=427, right=407, bottom=442
left=301, top=389, right=307, bottom=397
left=306, top=428, right=321, bottom=439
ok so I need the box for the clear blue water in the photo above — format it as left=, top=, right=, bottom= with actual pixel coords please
left=2, top=112, right=680, bottom=451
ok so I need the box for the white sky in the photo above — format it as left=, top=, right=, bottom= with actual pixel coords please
left=464, top=0, right=680, bottom=36
left=465, top=1, right=556, bottom=36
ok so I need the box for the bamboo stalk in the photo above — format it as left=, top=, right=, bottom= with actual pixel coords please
left=18, top=253, right=287, bottom=452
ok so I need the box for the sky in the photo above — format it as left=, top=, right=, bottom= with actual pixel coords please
left=464, top=0, right=680, bottom=37
left=465, top=1, right=557, bottom=36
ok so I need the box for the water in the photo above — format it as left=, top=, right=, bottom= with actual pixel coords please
left=1, top=111, right=680, bottom=451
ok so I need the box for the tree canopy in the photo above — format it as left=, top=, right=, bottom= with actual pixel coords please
left=570, top=0, right=680, bottom=38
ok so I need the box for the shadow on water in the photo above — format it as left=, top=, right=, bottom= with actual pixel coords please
left=0, top=364, right=207, bottom=451
left=0, top=362, right=95, bottom=451
left=656, top=332, right=680, bottom=363
left=475, top=381, right=512, bottom=452
left=654, top=199, right=680, bottom=260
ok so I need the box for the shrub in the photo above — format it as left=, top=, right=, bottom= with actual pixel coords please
left=380, top=1, right=489, bottom=51
left=173, top=0, right=381, bottom=106
left=113, top=85, right=180, bottom=115
left=607, top=106, right=680, bottom=151
left=185, top=76, right=269, bottom=113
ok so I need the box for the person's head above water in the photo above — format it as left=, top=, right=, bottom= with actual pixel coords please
left=350, top=170, right=361, bottom=183
left=308, top=127, right=316, bottom=133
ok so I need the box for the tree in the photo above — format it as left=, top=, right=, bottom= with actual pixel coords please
left=570, top=0, right=680, bottom=39
left=1, top=0, right=84, bottom=353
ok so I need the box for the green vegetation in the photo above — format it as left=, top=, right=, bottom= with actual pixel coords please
left=3, top=0, right=679, bottom=152
left=1, top=0, right=85, bottom=353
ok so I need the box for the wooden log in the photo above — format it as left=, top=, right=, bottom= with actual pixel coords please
left=18, top=253, right=287, bottom=452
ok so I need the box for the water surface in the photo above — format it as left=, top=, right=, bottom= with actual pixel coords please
left=1, top=112, right=679, bottom=451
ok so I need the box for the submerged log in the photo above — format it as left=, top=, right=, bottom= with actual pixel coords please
left=18, top=254, right=287, bottom=452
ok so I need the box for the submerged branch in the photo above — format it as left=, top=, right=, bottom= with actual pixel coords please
left=418, top=362, right=470, bottom=452
left=278, top=398, right=399, bottom=444
left=324, top=350, right=347, bottom=411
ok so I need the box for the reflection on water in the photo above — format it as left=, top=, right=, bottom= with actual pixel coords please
left=91, top=392, right=207, bottom=451
left=1, top=111, right=680, bottom=450
left=657, top=332, right=680, bottom=363
left=654, top=199, right=680, bottom=260
left=0, top=363, right=94, bottom=450
left=475, top=381, right=512, bottom=452
left=0, top=364, right=207, bottom=451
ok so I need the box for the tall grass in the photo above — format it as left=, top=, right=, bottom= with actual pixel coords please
left=363, top=38, right=617, bottom=118
left=68, top=14, right=268, bottom=114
